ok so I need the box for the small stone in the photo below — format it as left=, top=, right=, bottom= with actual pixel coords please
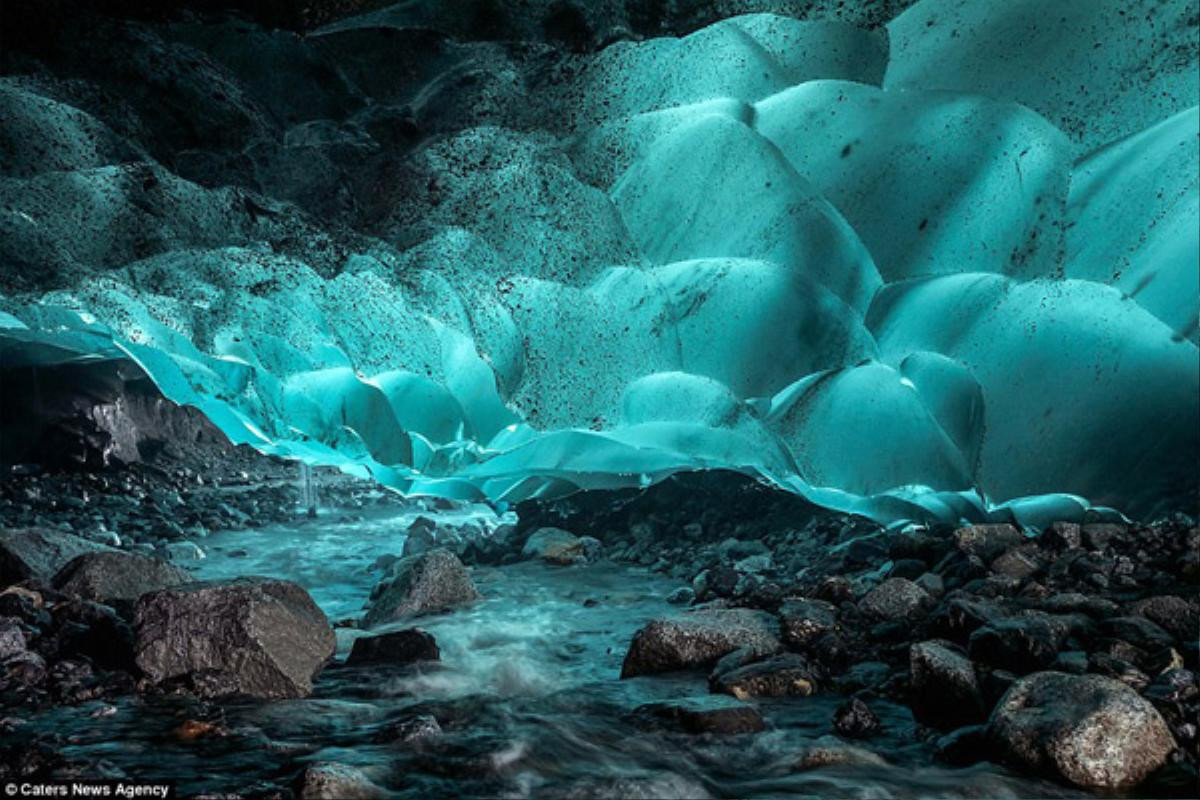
left=858, top=578, right=929, bottom=622
left=968, top=613, right=1067, bottom=673
left=793, top=736, right=886, bottom=770
left=933, top=725, right=988, bottom=766
left=666, top=586, right=695, bottom=605
left=633, top=696, right=765, bottom=735
left=832, top=697, right=880, bottom=739
left=1080, top=523, right=1124, bottom=551
left=346, top=629, right=439, bottom=666
left=522, top=527, right=587, bottom=565
left=778, top=598, right=838, bottom=648
left=375, top=714, right=442, bottom=745
left=0, top=618, right=25, bottom=660
left=1041, top=522, right=1082, bottom=550
left=1127, top=595, right=1197, bottom=642
left=954, top=524, right=1024, bottom=561
left=990, top=546, right=1041, bottom=579
left=988, top=672, right=1175, bottom=790
left=709, top=653, right=819, bottom=698
left=914, top=572, right=944, bottom=598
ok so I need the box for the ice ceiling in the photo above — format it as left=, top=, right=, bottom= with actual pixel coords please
left=1, top=0, right=1197, bottom=526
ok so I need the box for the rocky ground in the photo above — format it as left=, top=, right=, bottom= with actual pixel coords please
left=0, top=453, right=1196, bottom=797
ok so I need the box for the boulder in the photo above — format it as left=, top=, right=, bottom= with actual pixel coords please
left=909, top=640, right=986, bottom=729
left=0, top=528, right=114, bottom=587
left=988, top=672, right=1175, bottom=790
left=135, top=577, right=335, bottom=699
left=51, top=551, right=190, bottom=611
left=294, top=762, right=385, bottom=799
left=363, top=549, right=480, bottom=628
left=621, top=609, right=780, bottom=678
left=521, top=527, right=592, bottom=565
left=778, top=598, right=838, bottom=649
left=633, top=696, right=765, bottom=735
left=858, top=578, right=929, bottom=622
left=346, top=629, right=439, bottom=666
left=709, top=653, right=819, bottom=698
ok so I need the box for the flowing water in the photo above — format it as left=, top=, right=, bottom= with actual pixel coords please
left=25, top=511, right=1088, bottom=799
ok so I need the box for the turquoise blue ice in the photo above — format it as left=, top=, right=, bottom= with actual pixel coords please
left=1, top=3, right=1196, bottom=526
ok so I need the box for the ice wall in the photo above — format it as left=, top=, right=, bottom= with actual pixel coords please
left=1, top=1, right=1197, bottom=525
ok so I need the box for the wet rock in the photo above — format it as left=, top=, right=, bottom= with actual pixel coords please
left=709, top=653, right=819, bottom=698
left=933, top=724, right=988, bottom=766
left=990, top=545, right=1042, bottom=579
left=363, top=549, right=480, bottom=628
left=1040, top=521, right=1082, bottom=551
left=346, top=628, right=439, bottom=666
left=968, top=613, right=1067, bottom=673
left=793, top=735, right=887, bottom=770
left=666, top=586, right=694, bottom=605
left=522, top=527, right=588, bottom=565
left=832, top=697, right=881, bottom=739
left=620, top=608, right=780, bottom=678
left=51, top=551, right=189, bottom=611
left=0, top=618, right=25, bottom=660
left=914, top=572, right=944, bottom=598
left=0, top=527, right=114, bottom=587
left=1127, top=595, right=1197, bottom=642
left=834, top=661, right=891, bottom=693
left=778, top=598, right=838, bottom=649
left=1087, top=652, right=1150, bottom=691
left=1080, top=523, right=1124, bottom=551
left=988, top=671, right=1175, bottom=790
left=135, top=577, right=335, bottom=699
left=909, top=640, right=986, bottom=729
left=954, top=524, right=1024, bottom=561
left=401, top=518, right=438, bottom=558
left=1040, top=592, right=1118, bottom=618
left=44, top=599, right=137, bottom=672
left=542, top=774, right=711, bottom=800
left=1100, top=616, right=1175, bottom=651
left=375, top=714, right=442, bottom=745
left=294, top=762, right=385, bottom=799
left=1052, top=650, right=1089, bottom=674
left=633, top=696, right=765, bottom=735
left=858, top=578, right=929, bottom=622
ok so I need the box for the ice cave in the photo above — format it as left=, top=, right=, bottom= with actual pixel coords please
left=0, top=0, right=1197, bottom=797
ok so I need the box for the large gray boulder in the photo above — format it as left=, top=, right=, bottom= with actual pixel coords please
left=52, top=551, right=190, bottom=611
left=621, top=608, right=780, bottom=678
left=362, top=549, right=480, bottom=628
left=0, top=528, right=114, bottom=587
left=134, top=577, right=335, bottom=699
left=987, top=671, right=1176, bottom=790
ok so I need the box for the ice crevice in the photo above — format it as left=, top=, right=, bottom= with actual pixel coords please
left=1, top=3, right=1196, bottom=527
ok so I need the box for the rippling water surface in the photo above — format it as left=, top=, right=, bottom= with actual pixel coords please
left=33, top=512, right=1087, bottom=799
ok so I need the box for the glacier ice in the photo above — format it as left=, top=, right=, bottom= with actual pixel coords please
left=0, top=4, right=1196, bottom=526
